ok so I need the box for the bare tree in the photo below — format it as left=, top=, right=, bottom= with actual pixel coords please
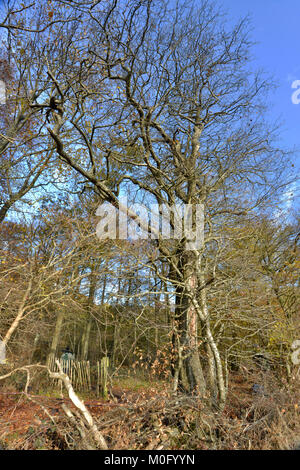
left=2, top=0, right=294, bottom=409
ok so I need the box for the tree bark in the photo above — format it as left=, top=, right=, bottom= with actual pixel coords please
left=198, top=277, right=227, bottom=409
left=82, top=271, right=97, bottom=360
left=47, top=309, right=64, bottom=368
left=173, top=249, right=206, bottom=396
left=3, top=278, right=32, bottom=346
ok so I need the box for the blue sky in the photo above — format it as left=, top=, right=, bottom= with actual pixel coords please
left=222, top=0, right=300, bottom=209
left=1, top=0, right=299, bottom=219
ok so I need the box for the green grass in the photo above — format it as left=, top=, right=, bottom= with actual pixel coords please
left=112, top=373, right=168, bottom=393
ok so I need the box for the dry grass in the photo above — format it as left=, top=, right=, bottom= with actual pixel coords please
left=0, top=367, right=299, bottom=450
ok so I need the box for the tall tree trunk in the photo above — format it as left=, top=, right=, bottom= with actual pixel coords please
left=82, top=316, right=93, bottom=361
left=199, top=274, right=227, bottom=409
left=171, top=245, right=227, bottom=408
left=154, top=275, right=160, bottom=356
left=112, top=319, right=119, bottom=367
left=47, top=309, right=64, bottom=368
left=173, top=249, right=206, bottom=396
left=99, top=273, right=107, bottom=356
left=82, top=271, right=97, bottom=360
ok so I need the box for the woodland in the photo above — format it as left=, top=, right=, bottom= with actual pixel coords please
left=0, top=0, right=299, bottom=451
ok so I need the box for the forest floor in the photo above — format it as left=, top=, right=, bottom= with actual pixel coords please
left=0, top=374, right=166, bottom=449
left=0, top=370, right=299, bottom=450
